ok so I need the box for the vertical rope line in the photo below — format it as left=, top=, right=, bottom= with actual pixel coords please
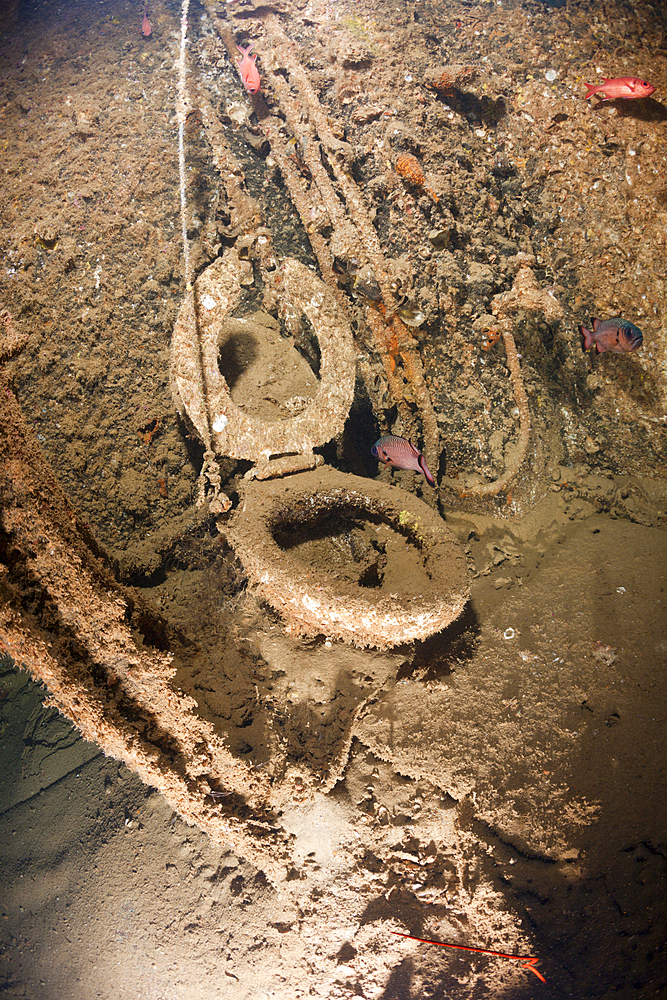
left=177, top=0, right=191, bottom=288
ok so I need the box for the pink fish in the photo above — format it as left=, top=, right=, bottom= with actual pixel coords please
left=141, top=3, right=152, bottom=37
left=371, top=435, right=435, bottom=487
left=236, top=43, right=260, bottom=95
left=579, top=317, right=643, bottom=355
left=584, top=77, right=655, bottom=101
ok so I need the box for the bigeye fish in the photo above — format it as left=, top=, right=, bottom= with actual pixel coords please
left=371, top=435, right=435, bottom=486
left=584, top=78, right=655, bottom=101
left=236, top=43, right=260, bottom=95
left=141, top=2, right=151, bottom=36
left=579, top=317, right=643, bottom=355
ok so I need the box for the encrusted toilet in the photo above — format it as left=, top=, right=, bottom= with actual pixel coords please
left=170, top=248, right=469, bottom=648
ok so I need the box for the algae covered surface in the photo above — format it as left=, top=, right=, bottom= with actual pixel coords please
left=1, top=0, right=667, bottom=997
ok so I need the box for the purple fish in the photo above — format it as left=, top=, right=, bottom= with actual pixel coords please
left=579, top=317, right=643, bottom=355
left=371, top=435, right=435, bottom=486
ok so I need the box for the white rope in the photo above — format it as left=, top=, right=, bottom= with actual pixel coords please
left=177, top=0, right=191, bottom=288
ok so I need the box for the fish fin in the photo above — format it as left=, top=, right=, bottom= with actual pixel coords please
left=583, top=82, right=598, bottom=99
left=418, top=455, right=436, bottom=487
left=579, top=325, right=594, bottom=351
left=406, top=439, right=421, bottom=457
left=592, top=317, right=601, bottom=331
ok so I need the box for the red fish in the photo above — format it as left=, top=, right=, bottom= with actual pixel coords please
left=236, top=43, right=260, bottom=95
left=584, top=78, right=655, bottom=101
left=371, top=435, right=435, bottom=486
left=579, top=317, right=643, bottom=354
left=141, top=3, right=152, bottom=37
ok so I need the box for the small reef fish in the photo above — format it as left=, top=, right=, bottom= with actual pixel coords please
left=579, top=317, right=643, bottom=354
left=141, top=3, right=152, bottom=37
left=371, top=435, right=435, bottom=487
left=584, top=78, right=655, bottom=101
left=236, top=43, right=260, bottom=95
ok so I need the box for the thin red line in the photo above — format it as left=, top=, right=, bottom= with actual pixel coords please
left=392, top=932, right=547, bottom=982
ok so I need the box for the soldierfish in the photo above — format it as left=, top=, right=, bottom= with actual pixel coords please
left=584, top=78, right=655, bottom=101
left=141, top=3, right=152, bottom=37
left=579, top=317, right=643, bottom=354
left=236, top=43, right=260, bottom=95
left=371, top=435, right=435, bottom=486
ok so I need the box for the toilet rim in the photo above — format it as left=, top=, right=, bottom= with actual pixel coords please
left=227, top=468, right=470, bottom=649
left=170, top=251, right=356, bottom=467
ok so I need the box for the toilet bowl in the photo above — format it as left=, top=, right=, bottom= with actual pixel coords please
left=227, top=467, right=470, bottom=648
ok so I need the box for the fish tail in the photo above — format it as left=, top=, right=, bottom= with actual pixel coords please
left=583, top=82, right=598, bottom=99
left=418, top=455, right=436, bottom=487
left=579, top=324, right=594, bottom=351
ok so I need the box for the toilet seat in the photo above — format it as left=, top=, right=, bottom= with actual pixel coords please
left=170, top=250, right=356, bottom=475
